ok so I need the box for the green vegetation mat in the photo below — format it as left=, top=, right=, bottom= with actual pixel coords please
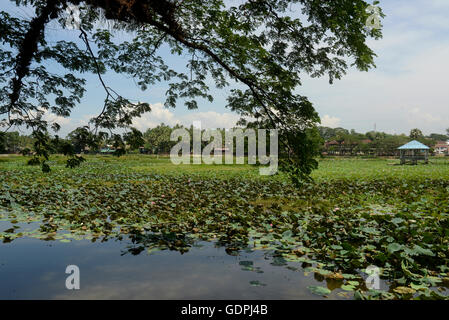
left=1, top=155, right=449, bottom=299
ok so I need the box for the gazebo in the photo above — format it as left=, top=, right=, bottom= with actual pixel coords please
left=398, top=140, right=430, bottom=165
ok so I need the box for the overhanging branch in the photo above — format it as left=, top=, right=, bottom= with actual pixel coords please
left=9, top=0, right=62, bottom=109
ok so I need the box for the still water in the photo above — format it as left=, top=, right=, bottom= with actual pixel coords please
left=0, top=225, right=353, bottom=299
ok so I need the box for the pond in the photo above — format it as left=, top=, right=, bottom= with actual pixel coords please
left=0, top=221, right=363, bottom=300
left=2, top=157, right=448, bottom=300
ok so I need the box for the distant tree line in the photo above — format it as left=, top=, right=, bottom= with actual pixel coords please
left=319, top=127, right=449, bottom=156
left=0, top=124, right=251, bottom=156
left=1, top=125, right=448, bottom=158
left=0, top=131, right=34, bottom=154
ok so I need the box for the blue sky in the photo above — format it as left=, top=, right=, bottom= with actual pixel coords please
left=2, top=0, right=449, bottom=136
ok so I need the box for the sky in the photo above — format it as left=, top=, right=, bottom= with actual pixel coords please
left=2, top=0, right=449, bottom=137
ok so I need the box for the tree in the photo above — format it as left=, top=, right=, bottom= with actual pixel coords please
left=144, top=123, right=176, bottom=154
left=410, top=128, right=423, bottom=140
left=109, top=133, right=126, bottom=157
left=318, top=127, right=337, bottom=141
left=429, top=133, right=448, bottom=142
left=0, top=0, right=383, bottom=178
left=0, top=131, right=30, bottom=153
left=123, top=127, right=144, bottom=151
left=4, top=131, right=20, bottom=153
left=67, top=127, right=96, bottom=153
left=0, top=132, right=6, bottom=153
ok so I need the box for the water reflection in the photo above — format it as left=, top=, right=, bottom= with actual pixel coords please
left=0, top=229, right=350, bottom=299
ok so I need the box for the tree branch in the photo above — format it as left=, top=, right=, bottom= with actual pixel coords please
left=9, top=0, right=62, bottom=109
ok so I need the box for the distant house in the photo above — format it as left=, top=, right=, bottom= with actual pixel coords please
left=100, top=147, right=115, bottom=154
left=434, top=141, right=449, bottom=155
left=324, top=140, right=340, bottom=148
left=139, top=147, right=146, bottom=154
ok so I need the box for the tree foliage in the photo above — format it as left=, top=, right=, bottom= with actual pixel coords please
left=410, top=128, right=424, bottom=140
left=123, top=127, right=145, bottom=151
left=320, top=127, right=441, bottom=156
left=429, top=133, right=448, bottom=142
left=0, top=0, right=383, bottom=178
left=144, top=123, right=177, bottom=154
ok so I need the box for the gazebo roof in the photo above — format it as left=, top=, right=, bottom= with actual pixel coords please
left=398, top=140, right=430, bottom=150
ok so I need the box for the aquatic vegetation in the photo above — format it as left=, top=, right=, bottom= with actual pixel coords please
left=1, top=155, right=448, bottom=299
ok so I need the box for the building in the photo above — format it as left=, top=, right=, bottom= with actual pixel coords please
left=433, top=141, right=449, bottom=155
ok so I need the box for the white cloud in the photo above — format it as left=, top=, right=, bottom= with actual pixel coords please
left=406, top=107, right=449, bottom=128
left=45, top=112, right=99, bottom=136
left=131, top=103, right=180, bottom=130
left=18, top=104, right=241, bottom=137
left=179, top=111, right=241, bottom=129
left=320, top=115, right=341, bottom=128
left=131, top=103, right=241, bottom=131
left=44, top=111, right=72, bottom=127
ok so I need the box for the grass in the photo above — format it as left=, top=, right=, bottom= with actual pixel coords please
left=1, top=154, right=449, bottom=299
left=312, top=157, right=449, bottom=180
left=2, top=154, right=448, bottom=179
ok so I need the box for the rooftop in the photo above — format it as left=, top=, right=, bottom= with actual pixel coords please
left=398, top=140, right=430, bottom=150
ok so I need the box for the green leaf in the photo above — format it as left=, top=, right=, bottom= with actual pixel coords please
left=307, top=286, right=331, bottom=296
left=249, top=280, right=266, bottom=287
left=387, top=243, right=403, bottom=254
left=409, top=245, right=434, bottom=257
left=341, top=284, right=355, bottom=291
